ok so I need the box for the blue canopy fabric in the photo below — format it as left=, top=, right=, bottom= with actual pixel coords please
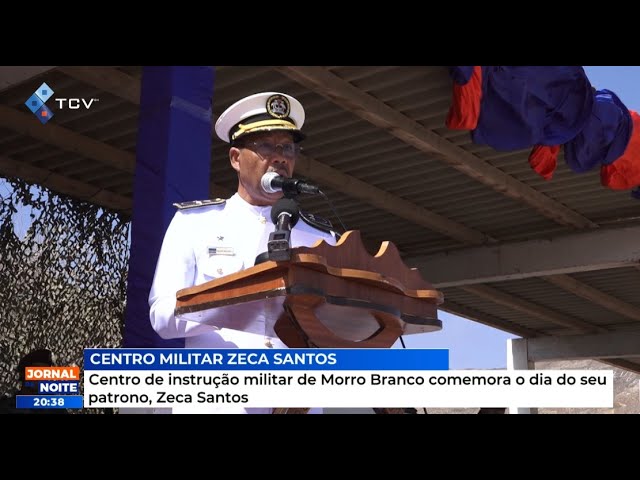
left=471, top=66, right=594, bottom=151
left=564, top=89, right=633, bottom=173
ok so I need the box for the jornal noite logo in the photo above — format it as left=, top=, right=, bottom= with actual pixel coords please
left=24, top=82, right=100, bottom=124
left=25, top=82, right=55, bottom=124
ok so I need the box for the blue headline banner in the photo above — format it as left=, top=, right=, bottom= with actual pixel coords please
left=84, top=348, right=449, bottom=370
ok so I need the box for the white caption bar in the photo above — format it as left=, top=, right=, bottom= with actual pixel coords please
left=83, top=370, right=613, bottom=409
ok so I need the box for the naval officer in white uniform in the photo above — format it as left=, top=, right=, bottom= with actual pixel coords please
left=148, top=92, right=338, bottom=414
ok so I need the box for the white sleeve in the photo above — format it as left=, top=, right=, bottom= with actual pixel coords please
left=148, top=211, right=217, bottom=339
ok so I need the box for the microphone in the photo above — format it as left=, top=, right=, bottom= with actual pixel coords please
left=270, top=197, right=300, bottom=230
left=261, top=171, right=320, bottom=196
left=266, top=198, right=300, bottom=261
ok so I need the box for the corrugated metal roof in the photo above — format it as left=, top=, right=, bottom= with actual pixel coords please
left=2, top=65, right=639, bottom=374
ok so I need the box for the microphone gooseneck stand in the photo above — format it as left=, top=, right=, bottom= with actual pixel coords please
left=254, top=197, right=300, bottom=264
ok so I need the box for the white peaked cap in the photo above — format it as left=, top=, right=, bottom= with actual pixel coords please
left=214, top=92, right=306, bottom=143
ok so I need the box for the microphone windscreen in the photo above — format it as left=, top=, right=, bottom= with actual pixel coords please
left=271, top=197, right=300, bottom=227
left=261, top=171, right=280, bottom=193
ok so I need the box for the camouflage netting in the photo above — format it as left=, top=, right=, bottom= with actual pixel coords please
left=0, top=176, right=130, bottom=406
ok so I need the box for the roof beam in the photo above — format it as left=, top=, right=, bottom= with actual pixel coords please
left=452, top=304, right=640, bottom=373
left=277, top=66, right=597, bottom=230
left=0, top=106, right=231, bottom=206
left=42, top=67, right=232, bottom=199
left=58, top=66, right=224, bottom=133
left=56, top=67, right=220, bottom=147
left=460, top=284, right=607, bottom=334
left=543, top=274, right=640, bottom=322
left=522, top=329, right=640, bottom=361
left=56, top=67, right=485, bottom=241
left=295, top=153, right=491, bottom=244
left=7, top=67, right=632, bottom=357
left=0, top=66, right=58, bottom=93
left=0, top=105, right=137, bottom=173
left=57, top=66, right=141, bottom=104
left=407, top=225, right=640, bottom=288
left=599, top=358, right=640, bottom=374
left=0, top=154, right=131, bottom=212
left=439, top=300, right=542, bottom=338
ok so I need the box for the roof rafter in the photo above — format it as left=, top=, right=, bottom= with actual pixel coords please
left=59, top=66, right=626, bottom=342
left=0, top=106, right=232, bottom=208
left=439, top=300, right=542, bottom=338
left=460, top=284, right=608, bottom=334
left=543, top=274, right=640, bottom=322
left=0, top=66, right=58, bottom=93
left=276, top=66, right=598, bottom=230
left=58, top=66, right=141, bottom=105
left=408, top=225, right=640, bottom=287
left=8, top=66, right=631, bottom=354
left=295, top=153, right=491, bottom=244
left=58, top=67, right=493, bottom=244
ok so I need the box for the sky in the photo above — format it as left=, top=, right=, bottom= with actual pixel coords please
left=400, top=66, right=640, bottom=369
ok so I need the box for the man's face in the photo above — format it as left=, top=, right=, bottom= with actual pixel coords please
left=230, top=131, right=300, bottom=206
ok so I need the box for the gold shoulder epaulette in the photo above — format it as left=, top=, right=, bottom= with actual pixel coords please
left=173, top=198, right=226, bottom=210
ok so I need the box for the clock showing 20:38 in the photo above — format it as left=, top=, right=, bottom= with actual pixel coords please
left=33, top=396, right=67, bottom=407
left=15, top=395, right=84, bottom=409
left=15, top=395, right=72, bottom=408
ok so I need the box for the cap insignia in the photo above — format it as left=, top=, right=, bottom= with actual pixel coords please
left=266, top=94, right=290, bottom=119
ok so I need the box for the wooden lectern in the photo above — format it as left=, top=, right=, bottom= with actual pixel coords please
left=175, top=230, right=444, bottom=413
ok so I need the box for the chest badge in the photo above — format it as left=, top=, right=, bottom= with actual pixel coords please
left=208, top=246, right=235, bottom=256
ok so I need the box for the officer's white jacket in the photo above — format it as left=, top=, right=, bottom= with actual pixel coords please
left=148, top=193, right=336, bottom=413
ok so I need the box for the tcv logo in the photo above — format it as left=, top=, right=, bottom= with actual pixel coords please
left=25, top=82, right=100, bottom=125
left=25, top=82, right=55, bottom=124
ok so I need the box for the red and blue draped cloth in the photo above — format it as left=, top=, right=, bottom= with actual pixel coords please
left=470, top=66, right=593, bottom=151
left=528, top=145, right=560, bottom=181
left=564, top=89, right=633, bottom=173
left=446, top=66, right=640, bottom=196
left=446, top=66, right=482, bottom=130
left=601, top=110, right=640, bottom=192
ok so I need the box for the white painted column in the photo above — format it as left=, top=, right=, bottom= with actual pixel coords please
left=507, top=338, right=537, bottom=414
